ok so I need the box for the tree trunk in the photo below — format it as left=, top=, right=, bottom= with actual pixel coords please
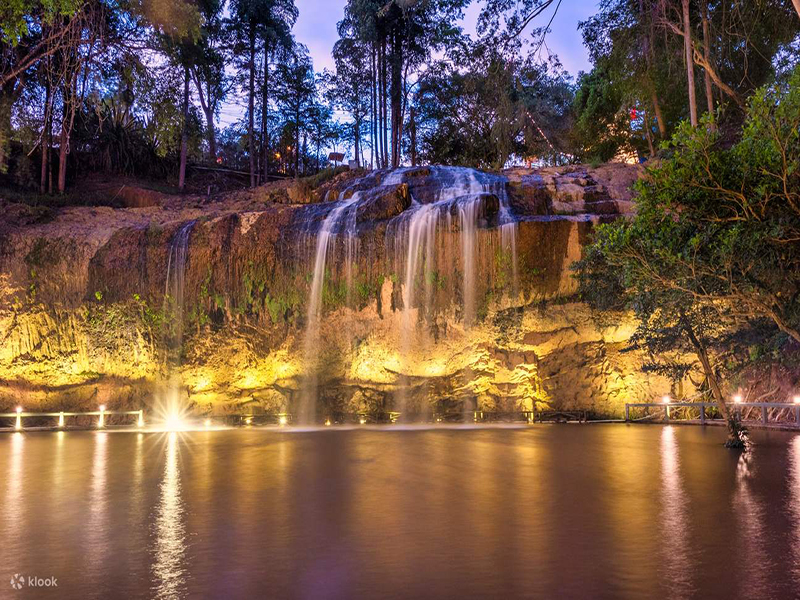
left=354, top=120, right=360, bottom=167
left=381, top=37, right=389, bottom=169
left=682, top=0, right=698, bottom=126
left=191, top=70, right=217, bottom=161
left=378, top=40, right=385, bottom=168
left=178, top=65, right=190, bottom=192
left=700, top=0, right=714, bottom=126
left=409, top=105, right=417, bottom=166
left=370, top=41, right=376, bottom=169
left=683, top=321, right=744, bottom=447
left=648, top=88, right=666, bottom=138
left=40, top=81, right=51, bottom=194
left=57, top=105, right=68, bottom=193
left=390, top=24, right=403, bottom=168
left=644, top=108, right=655, bottom=157
left=57, top=70, right=78, bottom=195
left=248, top=23, right=256, bottom=187
left=262, top=44, right=270, bottom=182
left=294, top=107, right=300, bottom=176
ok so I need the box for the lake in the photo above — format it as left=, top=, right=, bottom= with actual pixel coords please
left=2, top=424, right=799, bottom=599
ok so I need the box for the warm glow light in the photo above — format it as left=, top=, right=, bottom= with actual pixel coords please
left=662, top=395, right=671, bottom=404
left=359, top=417, right=366, bottom=425
left=204, top=418, right=211, bottom=428
left=278, top=415, right=288, bottom=426
left=325, top=419, right=331, bottom=426
left=733, top=395, right=743, bottom=404
left=794, top=395, right=800, bottom=405
left=58, top=412, right=65, bottom=428
left=99, top=404, right=106, bottom=412
left=14, top=407, right=22, bottom=430
left=15, top=406, right=22, bottom=414
left=138, top=411, right=145, bottom=428
left=245, top=417, right=252, bottom=425
left=165, top=412, right=185, bottom=432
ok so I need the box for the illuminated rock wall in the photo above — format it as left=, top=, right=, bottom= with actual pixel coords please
left=0, top=163, right=672, bottom=418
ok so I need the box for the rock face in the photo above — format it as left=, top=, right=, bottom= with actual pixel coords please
left=0, top=162, right=671, bottom=420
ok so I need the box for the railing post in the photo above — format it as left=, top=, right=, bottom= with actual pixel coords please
left=795, top=406, right=800, bottom=426
left=625, top=404, right=630, bottom=422
left=665, top=405, right=670, bottom=421
left=699, top=404, right=705, bottom=425
left=762, top=405, right=768, bottom=425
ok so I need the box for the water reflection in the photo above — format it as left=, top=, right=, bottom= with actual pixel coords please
left=659, top=426, right=693, bottom=598
left=152, top=432, right=188, bottom=599
left=733, top=448, right=775, bottom=596
left=4, top=433, right=24, bottom=554
left=87, top=431, right=109, bottom=585
left=789, top=437, right=800, bottom=586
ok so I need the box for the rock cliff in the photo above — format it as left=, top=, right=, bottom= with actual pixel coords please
left=0, top=163, right=672, bottom=420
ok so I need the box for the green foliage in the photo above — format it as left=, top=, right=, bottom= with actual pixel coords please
left=0, top=0, right=82, bottom=44
left=416, top=43, right=574, bottom=168
left=571, top=67, right=636, bottom=163
left=576, top=67, right=800, bottom=405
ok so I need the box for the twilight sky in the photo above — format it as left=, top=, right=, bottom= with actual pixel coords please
left=220, top=0, right=598, bottom=126
left=294, top=0, right=598, bottom=74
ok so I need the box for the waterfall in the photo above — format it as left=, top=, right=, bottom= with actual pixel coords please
left=158, top=221, right=195, bottom=428
left=297, top=166, right=518, bottom=421
left=164, top=221, right=195, bottom=364
left=300, top=192, right=361, bottom=424
left=385, top=166, right=519, bottom=417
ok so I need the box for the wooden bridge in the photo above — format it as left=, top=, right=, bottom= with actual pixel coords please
left=624, top=401, right=800, bottom=429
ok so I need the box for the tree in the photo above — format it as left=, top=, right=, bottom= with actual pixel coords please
left=342, top=0, right=469, bottom=168
left=275, top=45, right=315, bottom=176
left=229, top=0, right=297, bottom=186
left=188, top=0, right=228, bottom=161
left=326, top=25, right=371, bottom=166
left=576, top=68, right=800, bottom=447
left=415, top=38, right=573, bottom=168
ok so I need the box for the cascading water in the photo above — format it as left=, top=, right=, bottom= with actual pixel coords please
left=300, top=192, right=361, bottom=424
left=298, top=166, right=518, bottom=421
left=164, top=221, right=195, bottom=358
left=385, top=167, right=519, bottom=417
left=160, top=221, right=195, bottom=428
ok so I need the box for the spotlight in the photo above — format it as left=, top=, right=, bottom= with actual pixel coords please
left=662, top=395, right=671, bottom=404
left=733, top=395, right=743, bottom=404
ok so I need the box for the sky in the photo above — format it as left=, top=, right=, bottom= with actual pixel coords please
left=220, top=0, right=599, bottom=127
left=294, top=0, right=598, bottom=75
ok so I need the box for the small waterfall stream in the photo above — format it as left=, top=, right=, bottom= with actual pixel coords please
left=160, top=220, right=195, bottom=427
left=164, top=221, right=195, bottom=364
left=300, top=192, right=361, bottom=423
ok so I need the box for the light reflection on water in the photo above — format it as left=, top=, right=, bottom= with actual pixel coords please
left=152, top=432, right=188, bottom=599
left=789, top=436, right=800, bottom=587
left=659, top=426, right=694, bottom=598
left=1, top=425, right=800, bottom=599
